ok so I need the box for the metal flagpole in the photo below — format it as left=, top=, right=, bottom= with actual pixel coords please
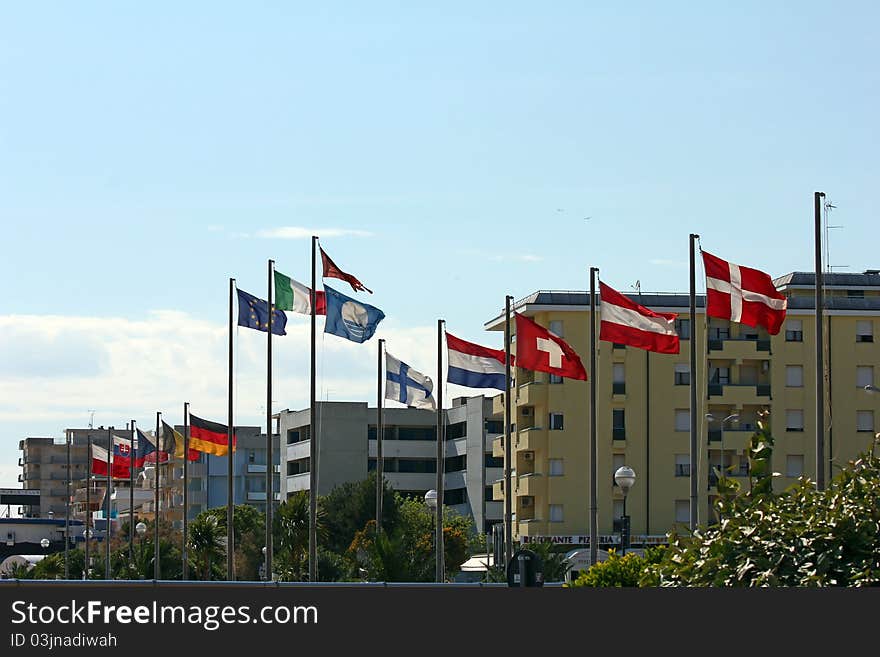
left=436, top=319, right=445, bottom=582
left=65, top=429, right=70, bottom=579
left=689, top=233, right=700, bottom=530
left=106, top=426, right=112, bottom=579
left=227, top=278, right=235, bottom=581
left=85, top=431, right=91, bottom=580
left=266, top=259, right=275, bottom=581
left=589, top=268, right=598, bottom=566
left=183, top=403, right=190, bottom=579
left=814, top=191, right=826, bottom=490
left=129, top=420, right=135, bottom=565
left=154, top=412, right=160, bottom=580
left=309, top=237, right=318, bottom=581
left=503, top=295, right=513, bottom=568
left=376, top=338, right=385, bottom=535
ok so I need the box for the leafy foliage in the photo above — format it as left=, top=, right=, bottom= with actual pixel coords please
left=321, top=472, right=398, bottom=555
left=568, top=547, right=665, bottom=587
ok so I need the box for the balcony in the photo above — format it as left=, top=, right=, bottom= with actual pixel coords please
left=492, top=436, right=504, bottom=459
left=517, top=473, right=545, bottom=497
left=515, top=426, right=547, bottom=452
left=707, top=336, right=771, bottom=359
left=517, top=381, right=546, bottom=406
left=492, top=480, right=504, bottom=501
left=707, top=383, right=771, bottom=404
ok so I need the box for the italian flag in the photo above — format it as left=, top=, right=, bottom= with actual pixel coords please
left=274, top=269, right=326, bottom=315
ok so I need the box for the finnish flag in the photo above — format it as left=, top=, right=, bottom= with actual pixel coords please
left=385, top=351, right=436, bottom=410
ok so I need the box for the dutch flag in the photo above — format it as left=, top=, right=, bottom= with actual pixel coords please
left=446, top=332, right=510, bottom=391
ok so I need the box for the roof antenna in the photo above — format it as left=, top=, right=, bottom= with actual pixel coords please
left=88, top=410, right=96, bottom=429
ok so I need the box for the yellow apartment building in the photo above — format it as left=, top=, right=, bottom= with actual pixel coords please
left=484, top=270, right=880, bottom=550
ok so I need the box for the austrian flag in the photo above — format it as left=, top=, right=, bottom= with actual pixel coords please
left=702, top=250, right=787, bottom=335
left=599, top=282, right=679, bottom=354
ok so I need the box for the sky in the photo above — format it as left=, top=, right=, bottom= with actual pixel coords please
left=1, top=2, right=878, bottom=491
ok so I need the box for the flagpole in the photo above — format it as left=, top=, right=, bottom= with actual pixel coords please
left=183, top=403, right=190, bottom=580
left=266, top=258, right=274, bottom=581
left=85, top=431, right=91, bottom=580
left=65, top=428, right=70, bottom=579
left=689, top=233, right=699, bottom=530
left=129, top=420, right=135, bottom=565
left=376, top=338, right=385, bottom=535
left=106, top=426, right=111, bottom=579
left=309, top=236, right=318, bottom=582
left=814, top=191, right=826, bottom=490
left=589, top=268, right=598, bottom=566
left=154, top=411, right=160, bottom=580
left=436, top=319, right=445, bottom=582
left=227, top=278, right=235, bottom=581
left=503, top=295, right=513, bottom=569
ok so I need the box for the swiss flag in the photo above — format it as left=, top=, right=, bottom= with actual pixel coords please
left=320, top=247, right=372, bottom=294
left=515, top=313, right=587, bottom=381
left=702, top=250, right=787, bottom=335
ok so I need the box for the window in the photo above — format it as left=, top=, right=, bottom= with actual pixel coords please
left=674, top=500, right=690, bottom=523
left=549, top=320, right=564, bottom=337
left=709, top=366, right=730, bottom=385
left=445, top=455, right=466, bottom=472
left=857, top=366, right=874, bottom=388
left=485, top=420, right=503, bottom=434
left=484, top=486, right=495, bottom=502
left=675, top=409, right=690, bottom=432
left=857, top=411, right=874, bottom=432
left=786, top=410, right=804, bottom=432
left=785, top=320, right=803, bottom=342
left=786, top=454, right=804, bottom=478
left=484, top=454, right=504, bottom=468
left=613, top=363, right=625, bottom=394
left=675, top=318, right=691, bottom=340
left=398, top=427, right=436, bottom=441
left=248, top=451, right=256, bottom=464
left=857, top=320, right=874, bottom=343
left=549, top=373, right=563, bottom=384
left=549, top=504, right=564, bottom=522
left=549, top=459, right=564, bottom=476
left=674, top=454, right=690, bottom=477
left=446, top=422, right=467, bottom=440
left=709, top=323, right=730, bottom=341
left=786, top=365, right=804, bottom=387
left=847, top=289, right=865, bottom=299
left=674, top=364, right=690, bottom=385
left=612, top=409, right=625, bottom=440
left=549, top=413, right=564, bottom=430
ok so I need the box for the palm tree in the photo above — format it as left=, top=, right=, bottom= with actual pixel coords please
left=188, top=515, right=225, bottom=581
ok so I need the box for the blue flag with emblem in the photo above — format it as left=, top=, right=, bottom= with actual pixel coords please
left=237, top=288, right=287, bottom=336
left=323, top=283, right=385, bottom=343
left=385, top=350, right=436, bottom=410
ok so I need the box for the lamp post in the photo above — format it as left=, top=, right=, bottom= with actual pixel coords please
left=40, top=538, right=50, bottom=552
left=135, top=522, right=147, bottom=579
left=82, top=528, right=92, bottom=580
left=261, top=546, right=267, bottom=581
left=613, top=466, right=636, bottom=555
left=424, top=489, right=440, bottom=581
left=706, top=413, right=740, bottom=483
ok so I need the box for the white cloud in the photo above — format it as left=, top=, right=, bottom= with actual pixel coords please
left=255, top=227, right=373, bottom=240
left=650, top=258, right=687, bottom=267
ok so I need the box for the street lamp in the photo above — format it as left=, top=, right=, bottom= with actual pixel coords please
left=40, top=538, right=50, bottom=551
left=424, top=490, right=441, bottom=581
left=706, top=413, right=740, bottom=482
left=613, top=466, right=636, bottom=555
left=261, top=546, right=267, bottom=581
left=135, top=522, right=147, bottom=580
left=82, top=528, right=92, bottom=580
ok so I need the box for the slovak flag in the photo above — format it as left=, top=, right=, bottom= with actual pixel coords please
left=514, top=313, right=587, bottom=381
left=702, top=250, right=787, bottom=335
left=112, top=435, right=133, bottom=468
left=599, top=281, right=680, bottom=354
left=91, top=444, right=130, bottom=479
left=446, top=332, right=510, bottom=391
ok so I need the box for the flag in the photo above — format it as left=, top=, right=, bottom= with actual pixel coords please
left=274, top=269, right=326, bottom=315
left=112, top=434, right=133, bottom=467
left=189, top=413, right=236, bottom=457
left=446, top=332, right=510, bottom=391
left=323, top=284, right=385, bottom=343
left=237, top=288, right=287, bottom=336
left=702, top=250, right=787, bottom=335
left=135, top=428, right=165, bottom=466
left=91, top=444, right=130, bottom=479
left=162, top=421, right=199, bottom=462
left=320, top=247, right=372, bottom=294
left=599, top=281, right=680, bottom=354
left=514, top=312, right=587, bottom=380
left=385, top=351, right=436, bottom=410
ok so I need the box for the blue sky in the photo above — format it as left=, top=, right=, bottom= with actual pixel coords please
left=1, top=2, right=878, bottom=488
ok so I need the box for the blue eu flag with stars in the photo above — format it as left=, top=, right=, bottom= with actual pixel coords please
left=237, top=288, right=287, bottom=336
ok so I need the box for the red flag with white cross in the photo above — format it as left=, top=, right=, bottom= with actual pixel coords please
left=514, top=312, right=588, bottom=380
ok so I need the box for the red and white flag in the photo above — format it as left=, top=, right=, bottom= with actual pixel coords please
left=599, top=281, right=680, bottom=354
left=320, top=247, right=372, bottom=294
left=515, top=313, right=587, bottom=381
left=91, top=444, right=131, bottom=479
left=702, top=250, right=787, bottom=335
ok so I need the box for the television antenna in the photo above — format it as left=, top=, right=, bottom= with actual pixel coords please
left=88, top=410, right=96, bottom=429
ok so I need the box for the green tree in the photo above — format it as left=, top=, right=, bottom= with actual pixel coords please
left=188, top=515, right=225, bottom=580
left=197, top=504, right=265, bottom=580
left=32, top=553, right=64, bottom=580
left=568, top=547, right=665, bottom=588
left=321, top=472, right=398, bottom=555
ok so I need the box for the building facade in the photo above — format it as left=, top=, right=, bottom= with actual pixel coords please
left=279, top=396, right=503, bottom=533
left=483, top=270, right=880, bottom=548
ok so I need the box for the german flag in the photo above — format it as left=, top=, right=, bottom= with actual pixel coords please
left=189, top=413, right=236, bottom=456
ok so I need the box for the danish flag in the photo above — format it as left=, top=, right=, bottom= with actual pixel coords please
left=702, top=250, right=787, bottom=335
